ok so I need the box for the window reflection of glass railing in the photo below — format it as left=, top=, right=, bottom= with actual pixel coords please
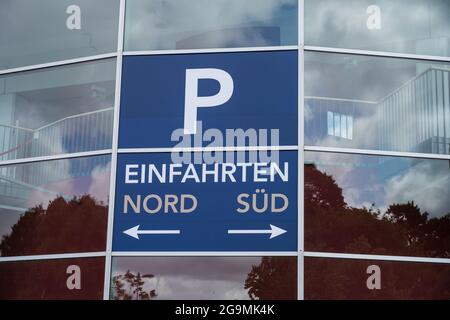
left=0, top=124, right=34, bottom=161
left=0, top=109, right=113, bottom=208
left=0, top=108, right=113, bottom=161
left=306, top=67, right=450, bottom=155
left=379, top=67, right=450, bottom=155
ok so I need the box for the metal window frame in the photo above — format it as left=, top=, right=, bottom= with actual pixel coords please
left=1, top=0, right=450, bottom=301
left=0, top=252, right=106, bottom=263
left=124, top=46, right=298, bottom=56
left=304, top=252, right=450, bottom=265
left=298, top=0, right=305, bottom=301
left=0, top=53, right=118, bottom=76
left=102, top=0, right=126, bottom=300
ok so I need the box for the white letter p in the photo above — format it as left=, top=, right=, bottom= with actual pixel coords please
left=184, top=68, right=234, bottom=134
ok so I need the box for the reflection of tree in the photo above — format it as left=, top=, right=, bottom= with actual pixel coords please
left=0, top=195, right=108, bottom=299
left=305, top=163, right=450, bottom=258
left=0, top=257, right=104, bottom=299
left=0, top=195, right=108, bottom=256
left=244, top=257, right=297, bottom=300
left=303, top=163, right=450, bottom=299
left=112, top=270, right=157, bottom=300
left=305, top=258, right=450, bottom=300
left=245, top=164, right=450, bottom=300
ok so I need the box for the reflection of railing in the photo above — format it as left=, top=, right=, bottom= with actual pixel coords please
left=0, top=108, right=113, bottom=160
left=306, top=67, right=450, bottom=155
left=0, top=154, right=111, bottom=213
left=0, top=109, right=113, bottom=211
left=378, top=68, right=450, bottom=155
left=0, top=124, right=34, bottom=161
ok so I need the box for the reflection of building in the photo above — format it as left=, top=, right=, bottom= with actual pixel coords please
left=307, top=67, right=450, bottom=155
left=0, top=155, right=110, bottom=213
left=0, top=108, right=113, bottom=161
left=305, top=96, right=377, bottom=148
left=175, top=26, right=281, bottom=49
left=379, top=67, right=450, bottom=155
left=0, top=108, right=112, bottom=215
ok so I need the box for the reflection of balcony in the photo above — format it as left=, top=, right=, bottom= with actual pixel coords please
left=0, top=108, right=113, bottom=161
left=379, top=67, right=450, bottom=155
left=0, top=109, right=113, bottom=212
left=306, top=67, right=450, bottom=155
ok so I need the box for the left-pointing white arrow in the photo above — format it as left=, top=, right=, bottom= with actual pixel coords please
left=123, top=225, right=181, bottom=240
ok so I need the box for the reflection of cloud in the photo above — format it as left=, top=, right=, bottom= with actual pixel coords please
left=112, top=257, right=260, bottom=299
left=306, top=151, right=385, bottom=209
left=307, top=151, right=450, bottom=218
left=126, top=0, right=296, bottom=50
left=115, top=274, right=249, bottom=300
left=0, top=0, right=117, bottom=68
left=385, top=160, right=450, bottom=217
left=305, top=0, right=450, bottom=55
left=114, top=257, right=260, bottom=281
left=88, top=161, right=111, bottom=203
left=306, top=64, right=450, bottom=154
left=25, top=160, right=110, bottom=209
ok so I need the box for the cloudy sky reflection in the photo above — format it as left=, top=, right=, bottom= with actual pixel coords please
left=111, top=257, right=262, bottom=300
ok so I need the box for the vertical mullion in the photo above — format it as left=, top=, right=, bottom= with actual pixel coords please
left=103, top=0, right=126, bottom=301
left=298, top=0, right=305, bottom=301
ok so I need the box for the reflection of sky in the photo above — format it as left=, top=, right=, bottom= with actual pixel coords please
left=306, top=152, right=450, bottom=218
left=0, top=59, right=116, bottom=159
left=0, top=156, right=111, bottom=252
left=305, top=0, right=450, bottom=56
left=125, top=0, right=297, bottom=50
left=0, top=0, right=119, bottom=69
left=112, top=257, right=262, bottom=300
left=305, top=52, right=450, bottom=154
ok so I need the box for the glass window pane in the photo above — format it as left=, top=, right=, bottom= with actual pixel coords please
left=341, top=115, right=348, bottom=139
left=347, top=115, right=353, bottom=140
left=111, top=256, right=297, bottom=300
left=0, top=155, right=111, bottom=257
left=305, top=151, right=450, bottom=258
left=305, top=257, right=450, bottom=300
left=305, top=0, right=450, bottom=57
left=305, top=52, right=450, bottom=155
left=0, top=59, right=116, bottom=160
left=334, top=113, right=341, bottom=138
left=0, top=257, right=105, bottom=299
left=327, top=111, right=334, bottom=136
left=0, top=0, right=120, bottom=69
left=124, top=0, right=298, bottom=51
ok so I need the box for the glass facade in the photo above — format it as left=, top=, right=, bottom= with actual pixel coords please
left=0, top=59, right=116, bottom=160
left=305, top=0, right=450, bottom=57
left=305, top=52, right=450, bottom=154
left=0, top=0, right=120, bottom=69
left=124, top=0, right=298, bottom=51
left=111, top=256, right=297, bottom=300
left=0, top=0, right=449, bottom=300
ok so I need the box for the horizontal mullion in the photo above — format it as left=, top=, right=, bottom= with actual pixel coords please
left=304, top=45, right=450, bottom=62
left=0, top=251, right=106, bottom=262
left=0, top=52, right=118, bottom=75
left=304, top=251, right=450, bottom=265
left=0, top=149, right=113, bottom=166
left=111, top=251, right=299, bottom=257
left=305, top=146, right=450, bottom=160
left=118, top=145, right=298, bottom=154
left=124, top=45, right=299, bottom=56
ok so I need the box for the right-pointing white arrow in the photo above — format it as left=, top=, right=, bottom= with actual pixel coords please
left=123, top=225, right=181, bottom=240
left=227, top=224, right=287, bottom=239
